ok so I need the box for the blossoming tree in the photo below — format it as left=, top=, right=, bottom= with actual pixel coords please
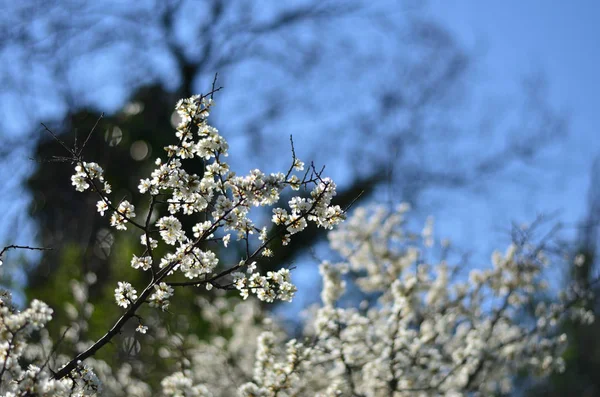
left=0, top=88, right=594, bottom=396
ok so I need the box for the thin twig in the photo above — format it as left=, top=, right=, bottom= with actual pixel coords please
left=0, top=245, right=52, bottom=258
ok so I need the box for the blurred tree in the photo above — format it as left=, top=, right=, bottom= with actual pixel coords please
left=0, top=1, right=566, bottom=190
left=522, top=158, right=600, bottom=397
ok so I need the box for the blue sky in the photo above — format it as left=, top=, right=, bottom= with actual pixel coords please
left=432, top=1, right=599, bottom=158
left=288, top=2, right=600, bottom=311
left=426, top=1, right=600, bottom=244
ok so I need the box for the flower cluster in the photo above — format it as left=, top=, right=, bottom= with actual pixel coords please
left=155, top=205, right=594, bottom=397
left=156, top=216, right=184, bottom=245
left=71, top=162, right=109, bottom=193
left=68, top=93, right=343, bottom=313
left=0, top=295, right=51, bottom=335
left=1, top=197, right=594, bottom=396
left=148, top=282, right=174, bottom=311
left=109, top=201, right=135, bottom=230
left=161, top=372, right=211, bottom=397
left=114, top=282, right=138, bottom=308
left=131, top=255, right=152, bottom=272
left=233, top=268, right=297, bottom=302
left=0, top=290, right=102, bottom=395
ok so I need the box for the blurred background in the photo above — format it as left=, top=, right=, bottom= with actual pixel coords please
left=0, top=0, right=599, bottom=395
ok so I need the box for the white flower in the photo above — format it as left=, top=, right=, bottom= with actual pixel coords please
left=71, top=174, right=89, bottom=192
left=131, top=255, right=152, bottom=271
left=156, top=216, right=184, bottom=245
left=233, top=268, right=296, bottom=303
left=272, top=208, right=288, bottom=225
left=222, top=233, right=231, bottom=247
left=96, top=200, right=109, bottom=216
left=140, top=234, right=158, bottom=249
left=138, top=178, right=153, bottom=194
left=287, top=174, right=301, bottom=190
left=149, top=282, right=174, bottom=311
left=110, top=201, right=136, bottom=230
left=71, top=162, right=104, bottom=192
left=114, top=281, right=138, bottom=308
left=293, top=158, right=304, bottom=171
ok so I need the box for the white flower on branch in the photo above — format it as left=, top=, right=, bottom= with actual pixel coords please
left=156, top=216, right=185, bottom=245
left=109, top=201, right=136, bottom=230
left=114, top=282, right=138, bottom=308
left=96, top=200, right=109, bottom=216
left=131, top=255, right=152, bottom=271
left=233, top=268, right=297, bottom=303
left=149, top=282, right=174, bottom=311
left=145, top=205, right=595, bottom=397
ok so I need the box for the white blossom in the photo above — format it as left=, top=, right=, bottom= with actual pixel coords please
left=131, top=255, right=153, bottom=271
left=110, top=201, right=136, bottom=230
left=149, top=282, right=174, bottom=311
left=114, top=282, right=138, bottom=308
left=157, top=216, right=185, bottom=245
left=96, top=200, right=109, bottom=216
